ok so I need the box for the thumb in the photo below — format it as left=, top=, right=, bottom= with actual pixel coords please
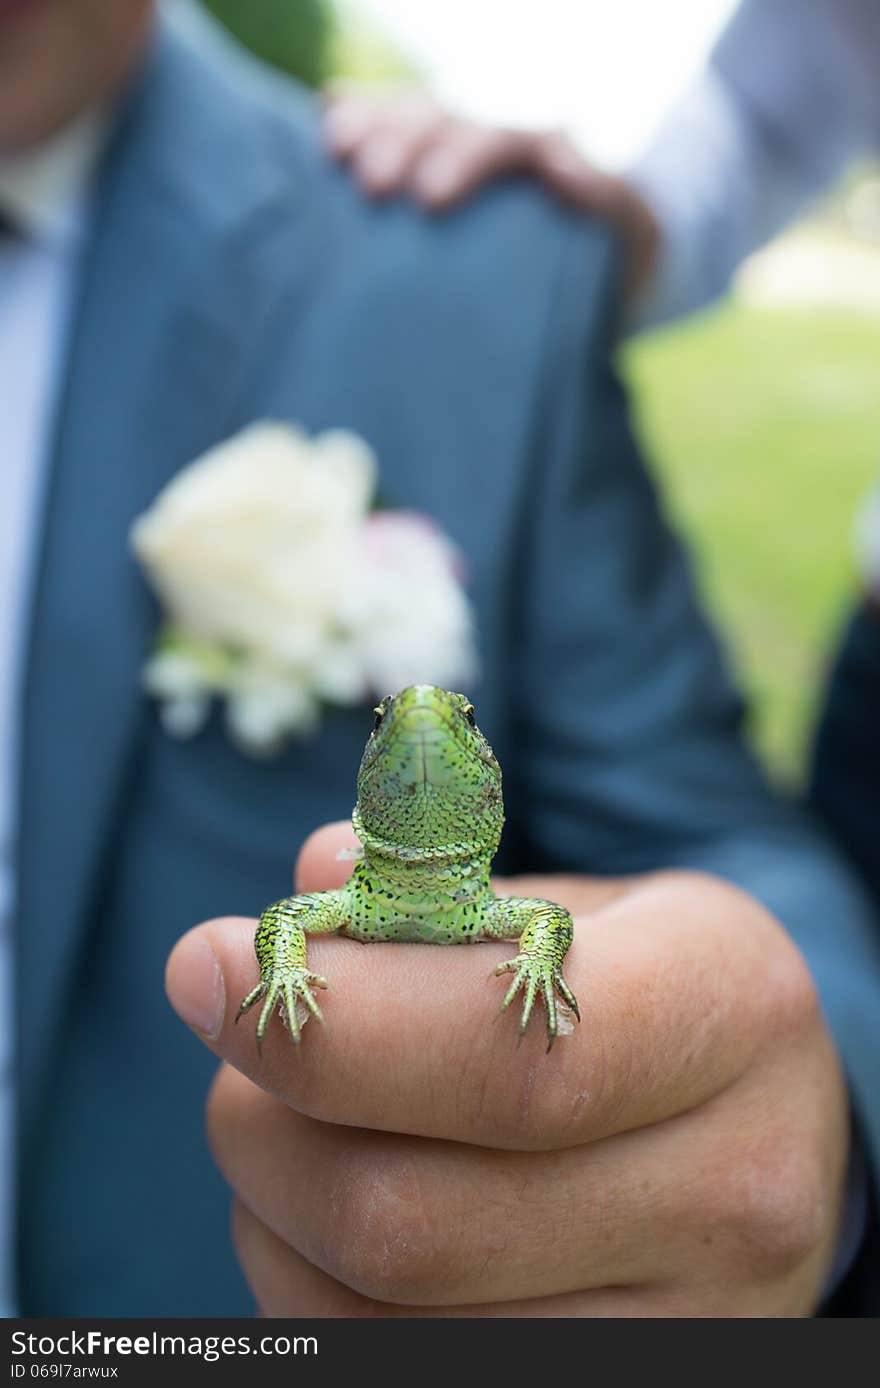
left=295, top=820, right=361, bottom=892
left=493, top=872, right=631, bottom=917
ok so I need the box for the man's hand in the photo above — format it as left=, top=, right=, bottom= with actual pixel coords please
left=323, top=87, right=660, bottom=293
left=166, top=823, right=848, bottom=1317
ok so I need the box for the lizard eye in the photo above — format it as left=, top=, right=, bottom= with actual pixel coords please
left=372, top=705, right=385, bottom=731
left=463, top=702, right=476, bottom=727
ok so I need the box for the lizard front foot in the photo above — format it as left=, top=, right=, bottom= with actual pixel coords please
left=494, top=954, right=579, bottom=1050
left=235, top=892, right=347, bottom=1051
left=488, top=899, right=579, bottom=1050
left=236, top=964, right=328, bottom=1050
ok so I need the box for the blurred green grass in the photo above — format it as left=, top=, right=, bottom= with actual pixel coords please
left=622, top=302, right=880, bottom=785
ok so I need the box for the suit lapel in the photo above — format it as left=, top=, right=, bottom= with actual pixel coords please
left=13, top=18, right=306, bottom=1134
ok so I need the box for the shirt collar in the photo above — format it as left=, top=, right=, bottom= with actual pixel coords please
left=0, top=111, right=107, bottom=249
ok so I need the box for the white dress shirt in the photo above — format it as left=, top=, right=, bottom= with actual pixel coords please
left=627, top=0, right=880, bottom=591
left=0, top=116, right=103, bottom=1317
left=629, top=0, right=880, bottom=327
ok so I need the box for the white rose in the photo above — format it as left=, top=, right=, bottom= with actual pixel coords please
left=336, top=511, right=478, bottom=696
left=132, top=422, right=479, bottom=753
left=131, top=422, right=377, bottom=668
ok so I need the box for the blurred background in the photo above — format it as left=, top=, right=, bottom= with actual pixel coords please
left=201, top=0, right=880, bottom=786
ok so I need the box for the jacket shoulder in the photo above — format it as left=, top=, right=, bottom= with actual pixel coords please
left=155, top=7, right=619, bottom=316
left=135, top=8, right=622, bottom=411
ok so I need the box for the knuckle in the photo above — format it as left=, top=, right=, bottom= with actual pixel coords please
left=712, top=1140, right=828, bottom=1276
left=320, top=1155, right=454, bottom=1303
left=664, top=870, right=823, bottom=1041
left=763, top=939, right=822, bottom=1040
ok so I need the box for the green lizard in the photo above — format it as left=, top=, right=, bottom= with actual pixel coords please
left=236, top=684, right=579, bottom=1050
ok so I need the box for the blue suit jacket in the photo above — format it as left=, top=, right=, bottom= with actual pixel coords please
left=15, top=12, right=880, bottom=1314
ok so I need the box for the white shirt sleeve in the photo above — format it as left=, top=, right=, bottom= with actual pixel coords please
left=626, top=0, right=880, bottom=329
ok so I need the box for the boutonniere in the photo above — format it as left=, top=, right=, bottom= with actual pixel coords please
left=129, top=423, right=478, bottom=754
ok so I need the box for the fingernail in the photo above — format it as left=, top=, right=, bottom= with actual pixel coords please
left=166, top=932, right=226, bottom=1040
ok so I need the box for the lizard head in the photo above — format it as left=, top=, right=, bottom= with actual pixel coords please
left=354, top=685, right=503, bottom=855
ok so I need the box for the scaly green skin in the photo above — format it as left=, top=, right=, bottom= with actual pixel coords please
left=236, top=685, right=579, bottom=1049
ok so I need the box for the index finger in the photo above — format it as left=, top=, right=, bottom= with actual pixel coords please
left=165, top=873, right=790, bottom=1151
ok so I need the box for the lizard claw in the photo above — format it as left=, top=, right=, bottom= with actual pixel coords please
left=494, top=955, right=579, bottom=1051
left=236, top=968, right=328, bottom=1052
